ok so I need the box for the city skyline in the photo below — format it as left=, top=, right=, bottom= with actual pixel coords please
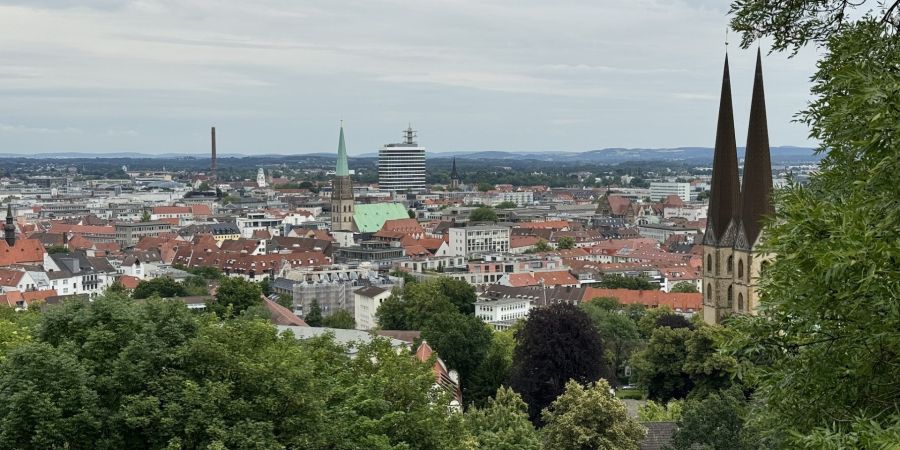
left=0, top=1, right=819, bottom=155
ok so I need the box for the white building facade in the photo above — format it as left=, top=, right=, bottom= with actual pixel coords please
left=448, top=226, right=511, bottom=258
left=378, top=127, right=426, bottom=192
left=649, top=182, right=692, bottom=202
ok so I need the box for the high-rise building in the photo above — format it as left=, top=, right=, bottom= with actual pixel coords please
left=649, top=182, right=691, bottom=202
left=702, top=50, right=774, bottom=325
left=331, top=124, right=355, bottom=232
left=378, top=125, right=426, bottom=192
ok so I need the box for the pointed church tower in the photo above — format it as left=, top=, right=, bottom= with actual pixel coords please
left=732, top=49, right=775, bottom=315
left=450, top=157, right=460, bottom=190
left=702, top=55, right=741, bottom=324
left=331, top=123, right=355, bottom=232
left=4, top=203, right=16, bottom=247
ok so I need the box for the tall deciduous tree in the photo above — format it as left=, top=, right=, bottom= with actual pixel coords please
left=304, top=298, right=323, bottom=327
left=321, top=309, right=355, bottom=329
left=508, top=303, right=608, bottom=424
left=464, top=387, right=541, bottom=450
left=469, top=206, right=498, bottom=222
left=556, top=236, right=576, bottom=250
left=726, top=0, right=900, bottom=445
left=541, top=379, right=646, bottom=450
left=131, top=277, right=187, bottom=299
left=209, top=276, right=262, bottom=318
left=421, top=312, right=492, bottom=402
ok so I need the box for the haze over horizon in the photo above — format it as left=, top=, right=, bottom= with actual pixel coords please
left=0, top=0, right=819, bottom=156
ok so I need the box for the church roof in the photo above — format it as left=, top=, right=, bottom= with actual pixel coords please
left=738, top=49, right=774, bottom=248
left=704, top=55, right=741, bottom=247
left=335, top=124, right=349, bottom=177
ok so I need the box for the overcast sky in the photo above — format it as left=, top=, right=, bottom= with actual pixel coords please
left=0, top=0, right=819, bottom=156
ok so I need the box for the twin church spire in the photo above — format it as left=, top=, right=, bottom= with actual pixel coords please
left=704, top=49, right=773, bottom=250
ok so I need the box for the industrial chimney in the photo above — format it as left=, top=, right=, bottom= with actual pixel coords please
left=210, top=126, right=217, bottom=184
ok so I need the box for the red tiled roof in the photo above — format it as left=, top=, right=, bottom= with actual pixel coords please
left=516, top=220, right=570, bottom=230
left=0, top=239, right=46, bottom=266
left=264, top=298, right=308, bottom=326
left=582, top=288, right=701, bottom=311
left=507, top=271, right=579, bottom=287
left=48, top=224, right=115, bottom=235
left=190, top=204, right=213, bottom=216
left=118, top=275, right=141, bottom=290
left=510, top=235, right=541, bottom=248
left=152, top=206, right=191, bottom=215
left=0, top=269, right=25, bottom=286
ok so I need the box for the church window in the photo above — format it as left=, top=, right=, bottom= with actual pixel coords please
left=738, top=293, right=744, bottom=311
left=727, top=255, right=733, bottom=274
left=738, top=259, right=744, bottom=279
left=706, top=284, right=712, bottom=302
left=706, top=254, right=712, bottom=272
left=727, top=285, right=733, bottom=307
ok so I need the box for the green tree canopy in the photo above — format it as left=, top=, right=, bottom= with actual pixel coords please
left=421, top=312, right=492, bottom=403
left=598, top=274, right=659, bottom=290
left=375, top=278, right=472, bottom=330
left=132, top=277, right=187, bottom=299
left=581, top=298, right=641, bottom=386
left=508, top=303, right=608, bottom=424
left=209, top=277, right=262, bottom=318
left=0, top=294, right=472, bottom=449
left=724, top=0, right=900, bottom=445
left=469, top=206, right=498, bottom=222
left=494, top=201, right=517, bottom=209
left=464, top=387, right=541, bottom=450
left=541, top=379, right=646, bottom=450
left=668, top=387, right=753, bottom=450
left=321, top=308, right=355, bottom=329
left=670, top=281, right=698, bottom=293
left=555, top=236, right=576, bottom=250
left=304, top=298, right=323, bottom=327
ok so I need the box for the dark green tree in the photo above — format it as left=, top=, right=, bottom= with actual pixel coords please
left=556, top=236, right=576, bottom=250
left=668, top=387, right=753, bottom=450
left=495, top=201, right=517, bottom=209
left=670, top=281, right=698, bottom=293
left=209, top=277, right=262, bottom=317
left=421, top=312, right=492, bottom=402
left=508, top=303, right=608, bottom=424
left=467, top=330, right=515, bottom=407
left=469, top=206, right=498, bottom=222
left=321, top=309, right=355, bottom=329
left=581, top=298, right=641, bottom=385
left=132, top=277, right=187, bottom=299
left=599, top=274, right=659, bottom=290
left=304, top=298, right=323, bottom=327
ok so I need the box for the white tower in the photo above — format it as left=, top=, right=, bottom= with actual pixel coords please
left=257, top=168, right=267, bottom=188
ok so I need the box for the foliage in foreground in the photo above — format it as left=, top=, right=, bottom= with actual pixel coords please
left=541, top=379, right=646, bottom=450
left=0, top=295, right=468, bottom=450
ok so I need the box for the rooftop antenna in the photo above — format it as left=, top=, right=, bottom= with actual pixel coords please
left=404, top=124, right=417, bottom=145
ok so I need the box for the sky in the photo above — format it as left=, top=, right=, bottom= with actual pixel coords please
left=0, top=0, right=820, bottom=156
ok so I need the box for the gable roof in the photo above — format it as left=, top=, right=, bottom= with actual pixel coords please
left=582, top=288, right=701, bottom=311
left=0, top=238, right=45, bottom=266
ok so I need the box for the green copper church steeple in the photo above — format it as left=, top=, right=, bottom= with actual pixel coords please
left=336, top=122, right=349, bottom=177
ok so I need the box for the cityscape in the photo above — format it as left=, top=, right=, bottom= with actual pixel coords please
left=0, top=1, right=897, bottom=449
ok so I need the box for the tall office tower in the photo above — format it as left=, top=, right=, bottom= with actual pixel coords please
left=702, top=50, right=774, bottom=325
left=378, top=125, right=426, bottom=192
left=331, top=123, right=355, bottom=232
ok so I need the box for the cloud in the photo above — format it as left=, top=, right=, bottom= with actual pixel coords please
left=0, top=123, right=82, bottom=134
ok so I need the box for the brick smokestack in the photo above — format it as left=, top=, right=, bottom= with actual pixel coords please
left=210, top=126, right=217, bottom=183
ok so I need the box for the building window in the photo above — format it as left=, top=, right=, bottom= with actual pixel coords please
left=727, top=255, right=733, bottom=274
left=727, top=285, right=733, bottom=308
left=706, top=284, right=712, bottom=302
left=738, top=293, right=744, bottom=311
left=738, top=259, right=744, bottom=279
left=706, top=254, right=712, bottom=272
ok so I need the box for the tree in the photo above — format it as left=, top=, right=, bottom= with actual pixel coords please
left=464, top=387, right=541, bottom=450
left=421, top=312, right=492, bottom=401
left=532, top=239, right=551, bottom=253
left=467, top=330, right=515, bottom=407
left=276, top=293, right=294, bottom=309
left=407, top=208, right=416, bottom=218
left=258, top=277, right=272, bottom=296
left=541, top=379, right=646, bottom=450
left=389, top=269, right=417, bottom=285
left=495, top=201, right=517, bottom=209
left=654, top=313, right=693, bottom=330
left=599, top=274, right=659, bottom=290
left=304, top=298, right=323, bottom=327
left=508, top=303, right=608, bottom=424
left=321, top=309, right=355, bottom=329
left=210, top=277, right=262, bottom=317
left=670, top=281, right=698, bottom=293
left=668, top=387, right=753, bottom=450
left=131, top=277, right=187, bottom=299
left=140, top=209, right=151, bottom=222
left=45, top=245, right=69, bottom=254
left=556, top=236, right=576, bottom=250
left=375, top=278, right=469, bottom=330
left=631, top=326, right=694, bottom=402
left=637, top=399, right=683, bottom=422
left=469, top=206, right=498, bottom=222
left=477, top=182, right=493, bottom=192
left=0, top=294, right=473, bottom=449
left=581, top=298, right=640, bottom=385
left=725, top=1, right=900, bottom=444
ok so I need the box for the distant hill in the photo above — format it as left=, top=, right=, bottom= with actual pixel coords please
left=0, top=146, right=820, bottom=164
